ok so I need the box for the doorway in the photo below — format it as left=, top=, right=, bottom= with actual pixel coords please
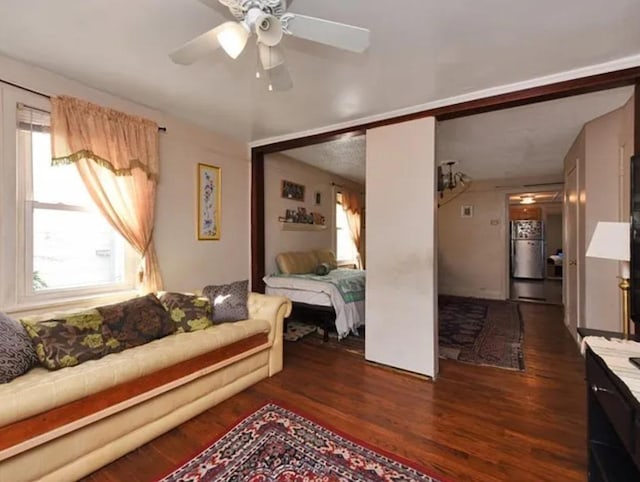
left=507, top=191, right=564, bottom=305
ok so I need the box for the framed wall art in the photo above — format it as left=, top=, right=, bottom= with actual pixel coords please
left=461, top=205, right=473, bottom=218
left=281, top=180, right=305, bottom=202
left=197, top=163, right=221, bottom=240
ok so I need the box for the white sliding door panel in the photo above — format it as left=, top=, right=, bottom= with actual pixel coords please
left=365, top=117, right=438, bottom=378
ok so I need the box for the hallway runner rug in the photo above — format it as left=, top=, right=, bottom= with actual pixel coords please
left=438, top=296, right=525, bottom=371
left=158, top=402, right=446, bottom=482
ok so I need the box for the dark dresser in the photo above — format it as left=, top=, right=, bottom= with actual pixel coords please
left=580, top=329, right=640, bottom=481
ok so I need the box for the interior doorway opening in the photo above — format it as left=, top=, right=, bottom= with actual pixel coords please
left=506, top=190, right=564, bottom=306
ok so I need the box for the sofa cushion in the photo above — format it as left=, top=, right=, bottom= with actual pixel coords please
left=0, top=318, right=271, bottom=428
left=21, top=309, right=119, bottom=370
left=158, top=292, right=213, bottom=333
left=97, top=294, right=176, bottom=350
left=0, top=312, right=38, bottom=383
left=203, top=280, right=249, bottom=323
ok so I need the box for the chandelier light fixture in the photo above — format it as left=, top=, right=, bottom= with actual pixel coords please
left=438, top=160, right=469, bottom=197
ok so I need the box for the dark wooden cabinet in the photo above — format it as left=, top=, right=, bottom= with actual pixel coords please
left=584, top=345, right=640, bottom=481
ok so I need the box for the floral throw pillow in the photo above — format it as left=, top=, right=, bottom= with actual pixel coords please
left=157, top=292, right=214, bottom=333
left=97, top=294, right=176, bottom=351
left=20, top=309, right=119, bottom=370
left=202, top=280, right=249, bottom=323
left=1, top=312, right=39, bottom=382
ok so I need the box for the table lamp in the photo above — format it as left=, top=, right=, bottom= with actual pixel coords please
left=586, top=221, right=631, bottom=338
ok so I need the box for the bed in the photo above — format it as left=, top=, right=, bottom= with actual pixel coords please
left=263, top=249, right=365, bottom=340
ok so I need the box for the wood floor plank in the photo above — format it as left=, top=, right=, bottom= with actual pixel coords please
left=82, top=302, right=586, bottom=482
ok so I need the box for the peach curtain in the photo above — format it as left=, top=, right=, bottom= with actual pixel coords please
left=341, top=191, right=364, bottom=269
left=50, top=96, right=162, bottom=292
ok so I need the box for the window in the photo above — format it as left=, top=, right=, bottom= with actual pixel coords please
left=17, top=104, right=134, bottom=298
left=336, top=192, right=359, bottom=264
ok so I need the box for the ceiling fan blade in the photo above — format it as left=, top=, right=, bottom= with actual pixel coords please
left=169, top=21, right=237, bottom=65
left=259, top=43, right=286, bottom=70
left=268, top=63, right=293, bottom=92
left=284, top=14, right=370, bottom=53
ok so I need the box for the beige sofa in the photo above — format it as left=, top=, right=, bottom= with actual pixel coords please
left=0, top=292, right=291, bottom=482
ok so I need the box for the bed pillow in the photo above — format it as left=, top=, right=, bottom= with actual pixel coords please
left=157, top=292, right=214, bottom=333
left=0, top=312, right=39, bottom=382
left=97, top=294, right=176, bottom=351
left=314, top=249, right=338, bottom=270
left=315, top=263, right=331, bottom=276
left=20, top=309, right=119, bottom=370
left=203, top=280, right=249, bottom=323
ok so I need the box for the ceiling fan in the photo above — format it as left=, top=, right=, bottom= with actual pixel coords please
left=169, top=0, right=371, bottom=91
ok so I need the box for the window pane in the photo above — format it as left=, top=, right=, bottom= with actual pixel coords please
left=336, top=203, right=358, bottom=262
left=29, top=131, right=92, bottom=206
left=33, top=208, right=126, bottom=291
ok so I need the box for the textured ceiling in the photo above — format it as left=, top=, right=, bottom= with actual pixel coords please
left=437, top=87, right=634, bottom=180
left=0, top=0, right=638, bottom=142
left=283, top=87, right=633, bottom=182
left=283, top=135, right=366, bottom=183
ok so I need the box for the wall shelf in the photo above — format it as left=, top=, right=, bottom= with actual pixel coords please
left=280, top=222, right=327, bottom=232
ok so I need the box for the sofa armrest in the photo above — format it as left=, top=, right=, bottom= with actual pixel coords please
left=247, top=293, right=291, bottom=376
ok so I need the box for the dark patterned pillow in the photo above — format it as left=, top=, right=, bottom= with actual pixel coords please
left=157, top=292, right=213, bottom=333
left=20, top=309, right=118, bottom=370
left=0, top=312, right=38, bottom=382
left=202, top=280, right=249, bottom=323
left=315, top=263, right=331, bottom=276
left=97, top=294, right=176, bottom=350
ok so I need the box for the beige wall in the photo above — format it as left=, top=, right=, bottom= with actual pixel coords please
left=263, top=153, right=363, bottom=275
left=437, top=176, right=563, bottom=300
left=438, top=183, right=507, bottom=299
left=366, top=117, right=438, bottom=378
left=0, top=53, right=250, bottom=313
left=579, top=95, right=635, bottom=332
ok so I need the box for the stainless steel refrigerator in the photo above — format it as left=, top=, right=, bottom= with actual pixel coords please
left=511, top=220, right=545, bottom=279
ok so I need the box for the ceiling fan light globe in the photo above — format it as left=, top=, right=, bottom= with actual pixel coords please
left=217, top=22, right=250, bottom=59
left=256, top=15, right=283, bottom=47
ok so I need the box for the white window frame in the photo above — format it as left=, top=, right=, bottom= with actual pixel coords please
left=0, top=87, right=137, bottom=313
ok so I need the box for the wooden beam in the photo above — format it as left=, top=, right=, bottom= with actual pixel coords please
left=254, top=66, right=640, bottom=155
left=251, top=150, right=266, bottom=293
left=250, top=66, right=640, bottom=290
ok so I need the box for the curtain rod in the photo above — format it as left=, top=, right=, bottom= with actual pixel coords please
left=1, top=78, right=167, bottom=133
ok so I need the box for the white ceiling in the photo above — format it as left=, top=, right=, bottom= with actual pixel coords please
left=437, top=87, right=634, bottom=180
left=0, top=0, right=638, bottom=142
left=283, top=87, right=633, bottom=182
left=283, top=135, right=366, bottom=184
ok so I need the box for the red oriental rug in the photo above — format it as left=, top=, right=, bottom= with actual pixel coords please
left=158, top=402, right=447, bottom=482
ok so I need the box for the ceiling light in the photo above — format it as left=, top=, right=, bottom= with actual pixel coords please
left=520, top=195, right=536, bottom=205
left=218, top=23, right=250, bottom=59
left=437, top=160, right=470, bottom=197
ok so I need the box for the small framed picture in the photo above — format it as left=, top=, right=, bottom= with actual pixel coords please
left=315, top=191, right=322, bottom=205
left=281, top=180, right=305, bottom=202
left=461, top=205, right=473, bottom=218
left=197, top=163, right=221, bottom=240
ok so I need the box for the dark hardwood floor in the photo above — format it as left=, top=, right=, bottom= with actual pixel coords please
left=84, top=303, right=586, bottom=482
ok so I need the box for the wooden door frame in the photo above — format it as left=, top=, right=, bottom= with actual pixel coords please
left=251, top=67, right=640, bottom=292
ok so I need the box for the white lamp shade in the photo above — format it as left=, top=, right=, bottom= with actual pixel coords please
left=586, top=221, right=630, bottom=261
left=218, top=23, right=250, bottom=59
